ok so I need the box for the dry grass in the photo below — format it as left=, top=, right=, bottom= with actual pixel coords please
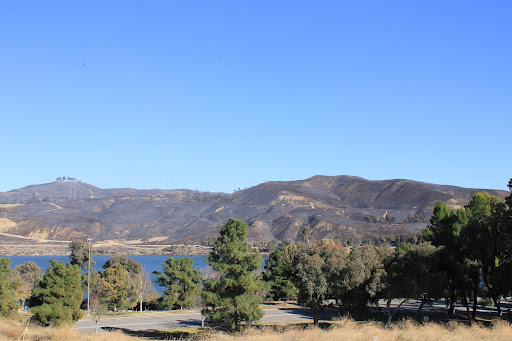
left=0, top=318, right=139, bottom=341
left=1, top=317, right=511, bottom=341
left=197, top=318, right=512, bottom=341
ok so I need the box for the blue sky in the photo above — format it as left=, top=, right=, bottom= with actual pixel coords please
left=1, top=1, right=510, bottom=193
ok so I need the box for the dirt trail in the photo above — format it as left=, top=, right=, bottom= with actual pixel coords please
left=42, top=202, right=63, bottom=212
left=0, top=232, right=69, bottom=243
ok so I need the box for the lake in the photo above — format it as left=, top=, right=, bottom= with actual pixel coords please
left=5, top=255, right=267, bottom=293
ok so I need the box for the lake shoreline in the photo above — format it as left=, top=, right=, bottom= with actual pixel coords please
left=0, top=243, right=214, bottom=257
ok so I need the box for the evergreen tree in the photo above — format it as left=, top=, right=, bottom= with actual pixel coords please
left=29, top=261, right=84, bottom=326
left=263, top=248, right=297, bottom=303
left=69, top=240, right=95, bottom=273
left=202, top=219, right=265, bottom=329
left=0, top=258, right=20, bottom=318
left=154, top=257, right=201, bottom=309
left=286, top=240, right=347, bottom=325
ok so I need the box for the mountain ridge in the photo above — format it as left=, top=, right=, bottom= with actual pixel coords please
left=0, top=175, right=507, bottom=245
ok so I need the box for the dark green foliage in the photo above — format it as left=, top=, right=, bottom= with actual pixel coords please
left=68, top=240, right=95, bottom=272
left=30, top=260, right=84, bottom=326
left=0, top=258, right=20, bottom=318
left=263, top=248, right=297, bottom=302
left=339, top=245, right=390, bottom=312
left=461, top=194, right=510, bottom=316
left=102, top=255, right=142, bottom=274
left=384, top=243, right=448, bottom=324
left=202, top=219, right=265, bottom=329
left=403, top=213, right=427, bottom=223
left=154, top=257, right=201, bottom=309
left=286, top=240, right=347, bottom=325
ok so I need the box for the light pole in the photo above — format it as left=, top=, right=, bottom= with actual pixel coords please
left=87, top=238, right=93, bottom=316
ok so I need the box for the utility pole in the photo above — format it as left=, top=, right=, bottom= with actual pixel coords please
left=87, top=238, right=93, bottom=316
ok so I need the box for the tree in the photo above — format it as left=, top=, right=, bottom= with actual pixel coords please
left=285, top=239, right=347, bottom=325
left=13, top=261, right=43, bottom=306
left=202, top=219, right=266, bottom=329
left=263, top=248, right=297, bottom=303
left=383, top=243, right=448, bottom=325
left=102, top=255, right=142, bottom=309
left=154, top=257, right=201, bottom=310
left=339, top=245, right=390, bottom=313
left=132, top=269, right=155, bottom=312
left=97, top=263, right=128, bottom=314
left=69, top=240, right=95, bottom=273
left=0, top=258, right=20, bottom=318
left=29, top=261, right=84, bottom=326
left=462, top=193, right=510, bottom=317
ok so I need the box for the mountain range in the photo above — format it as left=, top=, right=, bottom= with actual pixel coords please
left=0, top=176, right=507, bottom=245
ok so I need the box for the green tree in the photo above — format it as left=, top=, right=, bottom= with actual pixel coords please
left=68, top=240, right=95, bottom=272
left=0, top=258, right=20, bottom=318
left=202, top=219, right=265, bottom=329
left=462, top=193, right=510, bottom=317
left=286, top=239, right=347, bottom=325
left=263, top=248, right=297, bottom=303
left=383, top=243, right=448, bottom=325
left=154, top=257, right=201, bottom=310
left=29, top=261, right=84, bottom=326
left=339, top=245, right=390, bottom=313
left=97, top=263, right=128, bottom=314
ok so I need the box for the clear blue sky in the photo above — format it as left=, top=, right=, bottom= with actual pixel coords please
left=1, top=1, right=510, bottom=193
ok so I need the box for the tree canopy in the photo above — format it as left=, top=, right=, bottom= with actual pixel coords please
left=29, top=261, right=83, bottom=326
left=202, top=219, right=265, bottom=329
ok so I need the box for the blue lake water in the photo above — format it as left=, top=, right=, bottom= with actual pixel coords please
left=5, top=255, right=267, bottom=293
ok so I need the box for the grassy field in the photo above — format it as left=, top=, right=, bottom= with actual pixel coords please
left=1, top=317, right=512, bottom=341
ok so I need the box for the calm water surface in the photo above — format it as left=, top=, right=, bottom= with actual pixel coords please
left=6, top=255, right=267, bottom=293
left=7, top=255, right=209, bottom=293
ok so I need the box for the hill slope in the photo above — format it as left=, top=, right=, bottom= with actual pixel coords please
left=0, top=176, right=507, bottom=245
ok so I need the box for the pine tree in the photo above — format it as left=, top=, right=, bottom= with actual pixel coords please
left=202, top=219, right=265, bottom=329
left=263, top=248, right=297, bottom=303
left=69, top=240, right=95, bottom=273
left=154, top=257, right=201, bottom=309
left=0, top=258, right=20, bottom=318
left=29, top=261, right=84, bottom=326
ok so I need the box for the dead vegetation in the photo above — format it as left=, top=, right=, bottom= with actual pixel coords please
left=1, top=317, right=511, bottom=341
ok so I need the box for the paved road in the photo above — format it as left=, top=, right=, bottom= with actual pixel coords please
left=74, top=308, right=316, bottom=334
left=75, top=299, right=512, bottom=334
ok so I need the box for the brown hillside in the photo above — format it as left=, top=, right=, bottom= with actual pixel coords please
left=0, top=176, right=507, bottom=245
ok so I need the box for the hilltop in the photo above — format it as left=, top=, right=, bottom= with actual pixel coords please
left=0, top=176, right=507, bottom=247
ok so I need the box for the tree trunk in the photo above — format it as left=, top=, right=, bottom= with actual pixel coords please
left=313, top=309, right=319, bottom=326
left=448, top=293, right=456, bottom=314
left=386, top=297, right=392, bottom=326
left=495, top=297, right=502, bottom=317
left=462, top=295, right=471, bottom=321
left=415, top=300, right=426, bottom=320
left=386, top=298, right=408, bottom=327
left=140, top=295, right=143, bottom=313
left=472, top=289, right=477, bottom=320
